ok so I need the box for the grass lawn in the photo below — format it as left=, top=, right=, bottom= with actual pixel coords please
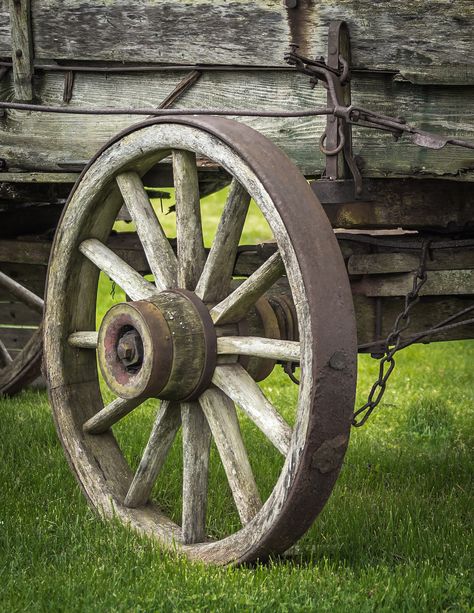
left=1, top=190, right=473, bottom=612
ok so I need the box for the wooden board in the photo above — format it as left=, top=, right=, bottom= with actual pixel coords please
left=0, top=1, right=472, bottom=71
left=0, top=301, right=41, bottom=325
left=354, top=294, right=474, bottom=347
left=0, top=70, right=472, bottom=180
left=0, top=325, right=35, bottom=350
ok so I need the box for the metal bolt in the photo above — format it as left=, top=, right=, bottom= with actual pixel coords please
left=15, top=49, right=23, bottom=59
left=285, top=0, right=298, bottom=8
left=116, top=329, right=143, bottom=369
left=329, top=351, right=346, bottom=371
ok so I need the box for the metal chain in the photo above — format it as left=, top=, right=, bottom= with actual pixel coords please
left=352, top=240, right=432, bottom=427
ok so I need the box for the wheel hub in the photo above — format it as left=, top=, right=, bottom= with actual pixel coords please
left=97, top=289, right=217, bottom=401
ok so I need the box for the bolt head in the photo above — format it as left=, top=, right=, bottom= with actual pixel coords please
left=116, top=330, right=143, bottom=369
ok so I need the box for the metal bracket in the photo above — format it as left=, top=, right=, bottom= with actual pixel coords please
left=285, top=21, right=363, bottom=196
left=324, top=21, right=352, bottom=181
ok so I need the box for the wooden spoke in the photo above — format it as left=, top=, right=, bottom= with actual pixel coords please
left=199, top=388, right=262, bottom=525
left=79, top=238, right=157, bottom=300
left=0, top=339, right=13, bottom=365
left=68, top=331, right=98, bottom=349
left=212, top=364, right=292, bottom=456
left=195, top=179, right=250, bottom=302
left=173, top=150, right=206, bottom=289
left=116, top=171, right=177, bottom=290
left=83, top=396, right=144, bottom=434
left=217, top=336, right=300, bottom=363
left=124, top=401, right=181, bottom=508
left=181, top=402, right=212, bottom=544
left=210, top=252, right=284, bottom=325
left=0, top=270, right=44, bottom=314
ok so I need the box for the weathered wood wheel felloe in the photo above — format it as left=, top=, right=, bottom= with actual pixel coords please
left=44, top=117, right=357, bottom=564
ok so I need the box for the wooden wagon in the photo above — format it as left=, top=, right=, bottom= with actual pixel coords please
left=0, top=0, right=473, bottom=564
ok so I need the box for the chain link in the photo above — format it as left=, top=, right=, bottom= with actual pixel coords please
left=352, top=240, right=432, bottom=427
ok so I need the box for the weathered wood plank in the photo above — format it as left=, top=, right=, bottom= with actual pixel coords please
left=348, top=250, right=474, bottom=276
left=353, top=269, right=474, bottom=297
left=0, top=172, right=78, bottom=183
left=0, top=1, right=471, bottom=71
left=0, top=300, right=41, bottom=325
left=0, top=325, right=35, bottom=349
left=0, top=240, right=50, bottom=265
left=354, top=294, right=474, bottom=347
left=8, top=0, right=33, bottom=101
left=0, top=70, right=472, bottom=180
left=320, top=179, right=474, bottom=231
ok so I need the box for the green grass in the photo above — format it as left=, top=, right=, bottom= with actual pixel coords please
left=1, top=190, right=473, bottom=612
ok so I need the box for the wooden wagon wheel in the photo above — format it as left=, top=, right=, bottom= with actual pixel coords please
left=44, top=116, right=357, bottom=564
left=0, top=270, right=44, bottom=395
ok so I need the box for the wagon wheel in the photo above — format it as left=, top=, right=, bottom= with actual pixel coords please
left=0, top=270, right=44, bottom=395
left=44, top=117, right=357, bottom=565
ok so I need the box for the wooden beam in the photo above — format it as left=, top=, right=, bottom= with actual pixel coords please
left=348, top=250, right=474, bottom=275
left=353, top=269, right=474, bottom=297
left=8, top=0, right=33, bottom=101
left=354, top=294, right=474, bottom=348
left=0, top=1, right=470, bottom=72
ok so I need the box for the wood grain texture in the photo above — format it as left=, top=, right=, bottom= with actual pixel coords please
left=8, top=0, right=33, bottom=101
left=216, top=336, right=300, bottom=363
left=116, top=171, right=177, bottom=290
left=199, top=387, right=262, bottom=526
left=181, top=402, right=211, bottom=544
left=173, top=149, right=206, bottom=290
left=125, top=400, right=181, bottom=508
left=354, top=294, right=474, bottom=347
left=0, top=338, right=12, bottom=364
left=210, top=252, right=284, bottom=325
left=68, top=330, right=98, bottom=349
left=195, top=179, right=250, bottom=302
left=212, top=364, right=292, bottom=456
left=79, top=238, right=158, bottom=301
left=353, top=269, right=474, bottom=297
left=0, top=70, right=472, bottom=180
left=0, top=300, right=41, bottom=325
left=0, top=1, right=471, bottom=71
left=348, top=250, right=474, bottom=275
left=0, top=269, right=44, bottom=312
left=83, top=396, right=143, bottom=434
